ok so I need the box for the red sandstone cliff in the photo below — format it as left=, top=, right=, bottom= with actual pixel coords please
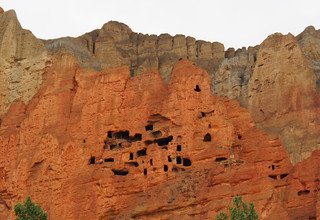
left=0, top=7, right=319, bottom=220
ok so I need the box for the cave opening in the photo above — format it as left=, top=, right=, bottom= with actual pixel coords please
left=129, top=153, right=134, bottom=160
left=194, top=85, right=201, bottom=92
left=168, top=156, right=172, bottom=162
left=297, top=190, right=310, bottom=196
left=150, top=159, right=153, bottom=166
left=145, top=124, right=153, bottom=131
left=203, top=133, right=212, bottom=142
left=107, top=131, right=113, bottom=138
left=155, top=136, right=173, bottom=146
left=144, top=140, right=153, bottom=146
left=280, top=173, right=288, bottom=179
left=183, top=158, right=192, bottom=166
left=110, top=143, right=118, bottom=150
left=164, top=165, right=168, bottom=172
left=152, top=131, right=162, bottom=138
left=125, top=162, right=139, bottom=167
left=135, top=133, right=142, bottom=141
left=177, top=145, right=182, bottom=151
left=268, top=175, right=277, bottom=180
left=215, top=157, right=227, bottom=162
left=114, top=130, right=130, bottom=140
left=129, top=133, right=142, bottom=142
left=104, top=158, right=114, bottom=162
left=112, top=169, right=129, bottom=176
left=144, top=168, right=147, bottom=176
left=137, top=148, right=147, bottom=157
left=89, top=156, right=96, bottom=164
left=176, top=156, right=182, bottom=164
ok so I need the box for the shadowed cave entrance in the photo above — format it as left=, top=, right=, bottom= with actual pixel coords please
left=155, top=136, right=173, bottom=146
left=194, top=85, right=201, bottom=92
left=112, top=169, right=129, bottom=176
left=203, top=133, right=211, bottom=142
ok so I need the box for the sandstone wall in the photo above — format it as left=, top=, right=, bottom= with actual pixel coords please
left=0, top=58, right=318, bottom=219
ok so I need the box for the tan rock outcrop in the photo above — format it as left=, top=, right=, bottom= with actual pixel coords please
left=248, top=33, right=320, bottom=164
left=0, top=9, right=48, bottom=116
left=46, top=21, right=225, bottom=83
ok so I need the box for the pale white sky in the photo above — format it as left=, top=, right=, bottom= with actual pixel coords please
left=1, top=0, right=320, bottom=48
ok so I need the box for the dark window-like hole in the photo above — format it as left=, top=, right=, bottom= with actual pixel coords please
left=177, top=145, right=182, bottom=151
left=104, top=158, right=114, bottom=162
left=133, top=133, right=142, bottom=141
left=137, top=148, right=147, bottom=157
left=168, top=156, right=172, bottom=162
left=215, top=157, right=227, bottom=162
left=107, top=131, right=113, bottom=138
left=164, top=165, right=168, bottom=172
left=280, top=173, right=288, bottom=179
left=144, top=168, right=147, bottom=175
left=152, top=131, right=162, bottom=138
left=298, top=190, right=310, bottom=196
left=194, top=85, right=201, bottom=92
left=114, top=130, right=130, bottom=140
left=155, top=136, right=173, bottom=146
left=200, top=112, right=205, bottom=117
left=162, top=146, right=168, bottom=150
left=268, top=175, right=277, bottom=180
left=144, top=140, right=153, bottom=146
left=145, top=124, right=153, bottom=131
left=129, top=153, right=134, bottom=160
left=110, top=143, right=117, bottom=150
left=208, top=123, right=211, bottom=128
left=176, top=156, right=182, bottom=164
left=271, top=165, right=275, bottom=170
left=203, top=133, right=211, bottom=142
left=125, top=162, right=139, bottom=167
left=89, top=156, right=95, bottom=164
left=112, top=169, right=129, bottom=176
left=237, top=134, right=242, bottom=140
left=183, top=158, right=192, bottom=166
left=83, top=139, right=86, bottom=143
left=150, top=159, right=153, bottom=166
left=179, top=58, right=183, bottom=61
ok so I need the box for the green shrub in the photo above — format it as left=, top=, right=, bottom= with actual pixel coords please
left=14, top=196, right=47, bottom=220
left=216, top=196, right=258, bottom=220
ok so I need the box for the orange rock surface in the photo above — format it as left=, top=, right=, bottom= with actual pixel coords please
left=0, top=7, right=319, bottom=220
left=0, top=57, right=318, bottom=219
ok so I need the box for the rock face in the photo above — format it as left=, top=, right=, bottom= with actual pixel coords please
left=248, top=33, right=320, bottom=164
left=45, top=21, right=225, bottom=83
left=0, top=57, right=318, bottom=220
left=0, top=7, right=319, bottom=220
left=0, top=9, right=48, bottom=116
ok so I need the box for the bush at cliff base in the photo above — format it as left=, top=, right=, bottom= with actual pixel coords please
left=14, top=196, right=47, bottom=220
left=216, top=196, right=259, bottom=220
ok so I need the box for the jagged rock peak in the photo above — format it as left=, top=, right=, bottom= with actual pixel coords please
left=101, top=20, right=133, bottom=34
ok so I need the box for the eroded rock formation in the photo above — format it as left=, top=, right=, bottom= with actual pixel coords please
left=0, top=7, right=319, bottom=220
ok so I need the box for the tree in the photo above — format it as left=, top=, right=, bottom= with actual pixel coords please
left=14, top=196, right=47, bottom=220
left=216, top=196, right=258, bottom=220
